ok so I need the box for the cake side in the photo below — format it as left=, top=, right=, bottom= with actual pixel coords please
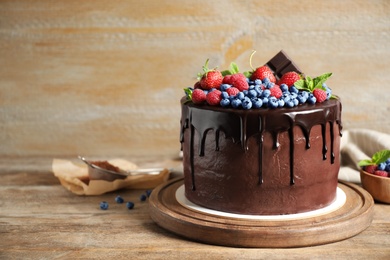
left=180, top=98, right=342, bottom=215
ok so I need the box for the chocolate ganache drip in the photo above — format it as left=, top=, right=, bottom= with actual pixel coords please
left=180, top=98, right=342, bottom=190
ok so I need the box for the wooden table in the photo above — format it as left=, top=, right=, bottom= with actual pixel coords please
left=1, top=158, right=389, bottom=259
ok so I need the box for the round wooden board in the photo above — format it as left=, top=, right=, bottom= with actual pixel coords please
left=149, top=177, right=374, bottom=248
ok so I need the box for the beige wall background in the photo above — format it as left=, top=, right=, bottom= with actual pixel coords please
left=1, top=0, right=389, bottom=167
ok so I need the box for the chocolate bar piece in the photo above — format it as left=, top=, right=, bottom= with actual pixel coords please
left=266, top=50, right=304, bottom=79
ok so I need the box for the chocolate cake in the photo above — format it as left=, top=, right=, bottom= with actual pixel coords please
left=180, top=51, right=342, bottom=215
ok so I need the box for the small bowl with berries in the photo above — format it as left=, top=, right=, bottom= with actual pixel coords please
left=359, top=149, right=390, bottom=204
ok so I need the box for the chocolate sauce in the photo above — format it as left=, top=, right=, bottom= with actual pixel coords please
left=180, top=98, right=342, bottom=190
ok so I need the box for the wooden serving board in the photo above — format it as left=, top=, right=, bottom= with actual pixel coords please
left=149, top=177, right=374, bottom=248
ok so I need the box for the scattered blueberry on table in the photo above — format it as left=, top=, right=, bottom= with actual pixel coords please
left=99, top=201, right=109, bottom=210
left=115, top=195, right=124, bottom=204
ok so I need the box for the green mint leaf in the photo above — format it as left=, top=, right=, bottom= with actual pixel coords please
left=294, top=79, right=306, bottom=90
left=243, top=71, right=252, bottom=78
left=372, top=149, right=390, bottom=164
left=221, top=70, right=232, bottom=76
left=230, top=62, right=240, bottom=74
left=183, top=88, right=193, bottom=100
left=313, top=72, right=332, bottom=90
left=358, top=159, right=375, bottom=167
left=306, top=76, right=314, bottom=91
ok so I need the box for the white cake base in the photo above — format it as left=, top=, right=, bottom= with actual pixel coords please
left=176, top=185, right=346, bottom=221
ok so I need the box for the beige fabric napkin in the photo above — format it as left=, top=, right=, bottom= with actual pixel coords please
left=52, top=158, right=170, bottom=195
left=339, top=129, right=390, bottom=183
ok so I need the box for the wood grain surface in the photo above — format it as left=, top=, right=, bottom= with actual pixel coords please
left=0, top=0, right=389, bottom=165
left=1, top=163, right=390, bottom=259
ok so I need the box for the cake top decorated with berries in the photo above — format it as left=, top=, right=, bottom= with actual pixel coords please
left=184, top=50, right=337, bottom=110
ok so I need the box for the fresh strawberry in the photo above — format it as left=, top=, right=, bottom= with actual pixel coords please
left=222, top=75, right=232, bottom=84
left=198, top=59, right=223, bottom=90
left=269, top=85, right=282, bottom=99
left=364, top=165, right=377, bottom=174
left=278, top=71, right=301, bottom=87
left=374, top=170, right=389, bottom=177
left=191, top=89, right=206, bottom=104
left=226, top=87, right=240, bottom=96
left=200, top=70, right=223, bottom=90
left=250, top=66, right=276, bottom=83
left=313, top=89, right=327, bottom=103
left=206, top=90, right=222, bottom=106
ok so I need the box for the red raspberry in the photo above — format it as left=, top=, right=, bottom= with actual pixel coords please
left=191, top=89, right=206, bottom=104
left=277, top=71, right=301, bottom=87
left=374, top=170, right=389, bottom=177
left=313, top=89, right=327, bottom=103
left=364, top=165, right=377, bottom=174
left=206, top=90, right=222, bottom=106
left=269, top=85, right=282, bottom=99
left=250, top=66, right=276, bottom=83
left=226, top=87, right=240, bottom=96
left=223, top=73, right=249, bottom=91
left=230, top=73, right=249, bottom=91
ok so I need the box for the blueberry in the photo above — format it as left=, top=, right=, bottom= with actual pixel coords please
left=297, top=94, right=307, bottom=104
left=236, top=92, right=245, bottom=100
left=251, top=98, right=263, bottom=108
left=220, top=98, right=231, bottom=107
left=243, top=90, right=248, bottom=96
left=307, top=94, right=317, bottom=104
left=140, top=194, right=147, bottom=202
left=231, top=98, right=242, bottom=108
left=280, top=84, right=289, bottom=92
left=146, top=190, right=152, bottom=197
left=100, top=201, right=109, bottom=210
left=115, top=195, right=124, bottom=204
left=263, top=78, right=270, bottom=84
left=278, top=99, right=285, bottom=107
left=290, top=86, right=299, bottom=94
left=254, top=86, right=262, bottom=96
left=247, top=89, right=257, bottom=98
left=220, top=84, right=231, bottom=91
left=325, top=87, right=332, bottom=100
left=254, top=79, right=262, bottom=85
left=126, top=201, right=135, bottom=209
left=385, top=163, right=390, bottom=172
left=242, top=97, right=252, bottom=110
left=265, top=82, right=274, bottom=89
left=262, top=97, right=269, bottom=107
left=268, top=97, right=279, bottom=109
left=285, top=100, right=295, bottom=108
left=378, top=162, right=386, bottom=171
left=290, top=92, right=298, bottom=99
left=221, top=91, right=229, bottom=99
left=262, top=89, right=271, bottom=98
left=281, top=92, right=290, bottom=100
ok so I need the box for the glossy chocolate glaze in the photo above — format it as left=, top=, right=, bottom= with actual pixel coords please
left=180, top=97, right=343, bottom=215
